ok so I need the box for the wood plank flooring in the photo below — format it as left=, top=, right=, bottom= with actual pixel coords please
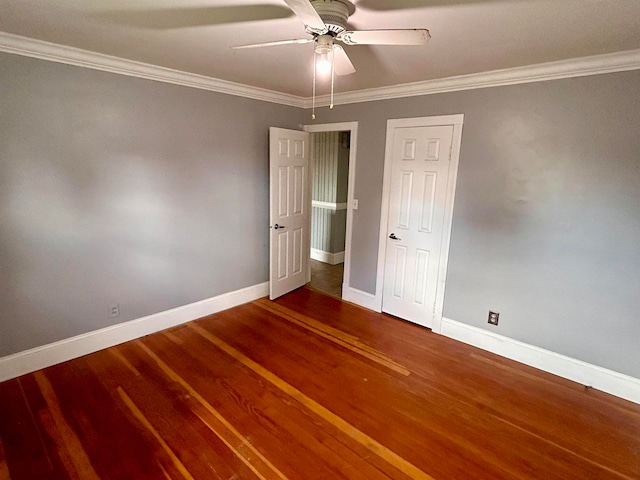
left=1, top=287, right=639, bottom=479
left=309, top=259, right=343, bottom=298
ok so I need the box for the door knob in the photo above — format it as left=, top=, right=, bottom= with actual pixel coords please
left=389, top=233, right=401, bottom=240
left=273, top=224, right=286, bottom=230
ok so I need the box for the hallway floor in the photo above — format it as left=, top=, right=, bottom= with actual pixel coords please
left=309, top=259, right=343, bottom=298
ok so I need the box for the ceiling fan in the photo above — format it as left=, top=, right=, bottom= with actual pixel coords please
left=232, top=0, right=430, bottom=86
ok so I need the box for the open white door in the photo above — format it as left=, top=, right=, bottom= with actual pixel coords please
left=378, top=115, right=464, bottom=330
left=269, top=127, right=310, bottom=300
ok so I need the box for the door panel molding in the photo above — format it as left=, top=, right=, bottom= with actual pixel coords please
left=376, top=115, right=464, bottom=333
left=269, top=127, right=310, bottom=300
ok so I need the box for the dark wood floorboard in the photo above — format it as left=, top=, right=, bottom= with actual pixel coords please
left=0, top=287, right=638, bottom=479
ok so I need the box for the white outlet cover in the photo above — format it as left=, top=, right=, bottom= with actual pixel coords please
left=109, top=304, right=120, bottom=318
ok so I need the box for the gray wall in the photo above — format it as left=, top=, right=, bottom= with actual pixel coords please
left=312, top=71, right=640, bottom=378
left=0, top=52, right=304, bottom=357
left=2, top=49, right=639, bottom=381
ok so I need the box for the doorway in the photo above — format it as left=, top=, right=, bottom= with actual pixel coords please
left=309, top=130, right=349, bottom=297
left=304, top=122, right=358, bottom=300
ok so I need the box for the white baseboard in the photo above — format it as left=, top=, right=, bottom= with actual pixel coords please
left=0, top=282, right=269, bottom=383
left=441, top=317, right=640, bottom=405
left=342, top=287, right=382, bottom=312
left=310, top=248, right=345, bottom=265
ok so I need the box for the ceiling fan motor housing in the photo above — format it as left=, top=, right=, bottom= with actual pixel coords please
left=310, top=0, right=355, bottom=35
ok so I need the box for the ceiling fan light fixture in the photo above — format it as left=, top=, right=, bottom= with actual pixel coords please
left=316, top=52, right=332, bottom=75
left=311, top=34, right=337, bottom=119
left=314, top=35, right=334, bottom=76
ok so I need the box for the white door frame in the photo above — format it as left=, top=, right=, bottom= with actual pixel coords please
left=303, top=121, right=358, bottom=299
left=375, top=115, right=464, bottom=334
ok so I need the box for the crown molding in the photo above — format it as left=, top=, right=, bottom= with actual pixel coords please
left=2, top=31, right=639, bottom=109
left=0, top=32, right=307, bottom=108
left=308, top=48, right=640, bottom=107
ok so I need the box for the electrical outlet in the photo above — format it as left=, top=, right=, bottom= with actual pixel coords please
left=109, top=304, right=120, bottom=318
left=488, top=310, right=499, bottom=325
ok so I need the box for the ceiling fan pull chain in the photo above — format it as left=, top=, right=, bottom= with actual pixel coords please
left=330, top=45, right=335, bottom=110
left=312, top=45, right=317, bottom=120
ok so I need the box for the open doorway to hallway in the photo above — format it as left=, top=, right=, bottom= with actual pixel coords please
left=308, top=130, right=350, bottom=298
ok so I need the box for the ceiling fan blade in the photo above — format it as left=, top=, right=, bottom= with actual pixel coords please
left=333, top=45, right=356, bottom=76
left=283, top=0, right=327, bottom=34
left=97, top=5, right=293, bottom=29
left=358, top=0, right=485, bottom=10
left=337, top=29, right=431, bottom=46
left=232, top=38, right=314, bottom=49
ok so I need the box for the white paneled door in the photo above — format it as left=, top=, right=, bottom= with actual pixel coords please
left=382, top=122, right=458, bottom=328
left=269, top=127, right=310, bottom=300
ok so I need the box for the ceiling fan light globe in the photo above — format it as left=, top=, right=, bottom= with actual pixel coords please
left=316, top=54, right=332, bottom=75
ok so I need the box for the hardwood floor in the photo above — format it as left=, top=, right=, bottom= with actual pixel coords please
left=1, top=288, right=639, bottom=479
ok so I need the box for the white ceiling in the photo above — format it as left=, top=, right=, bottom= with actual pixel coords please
left=2, top=0, right=640, bottom=97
